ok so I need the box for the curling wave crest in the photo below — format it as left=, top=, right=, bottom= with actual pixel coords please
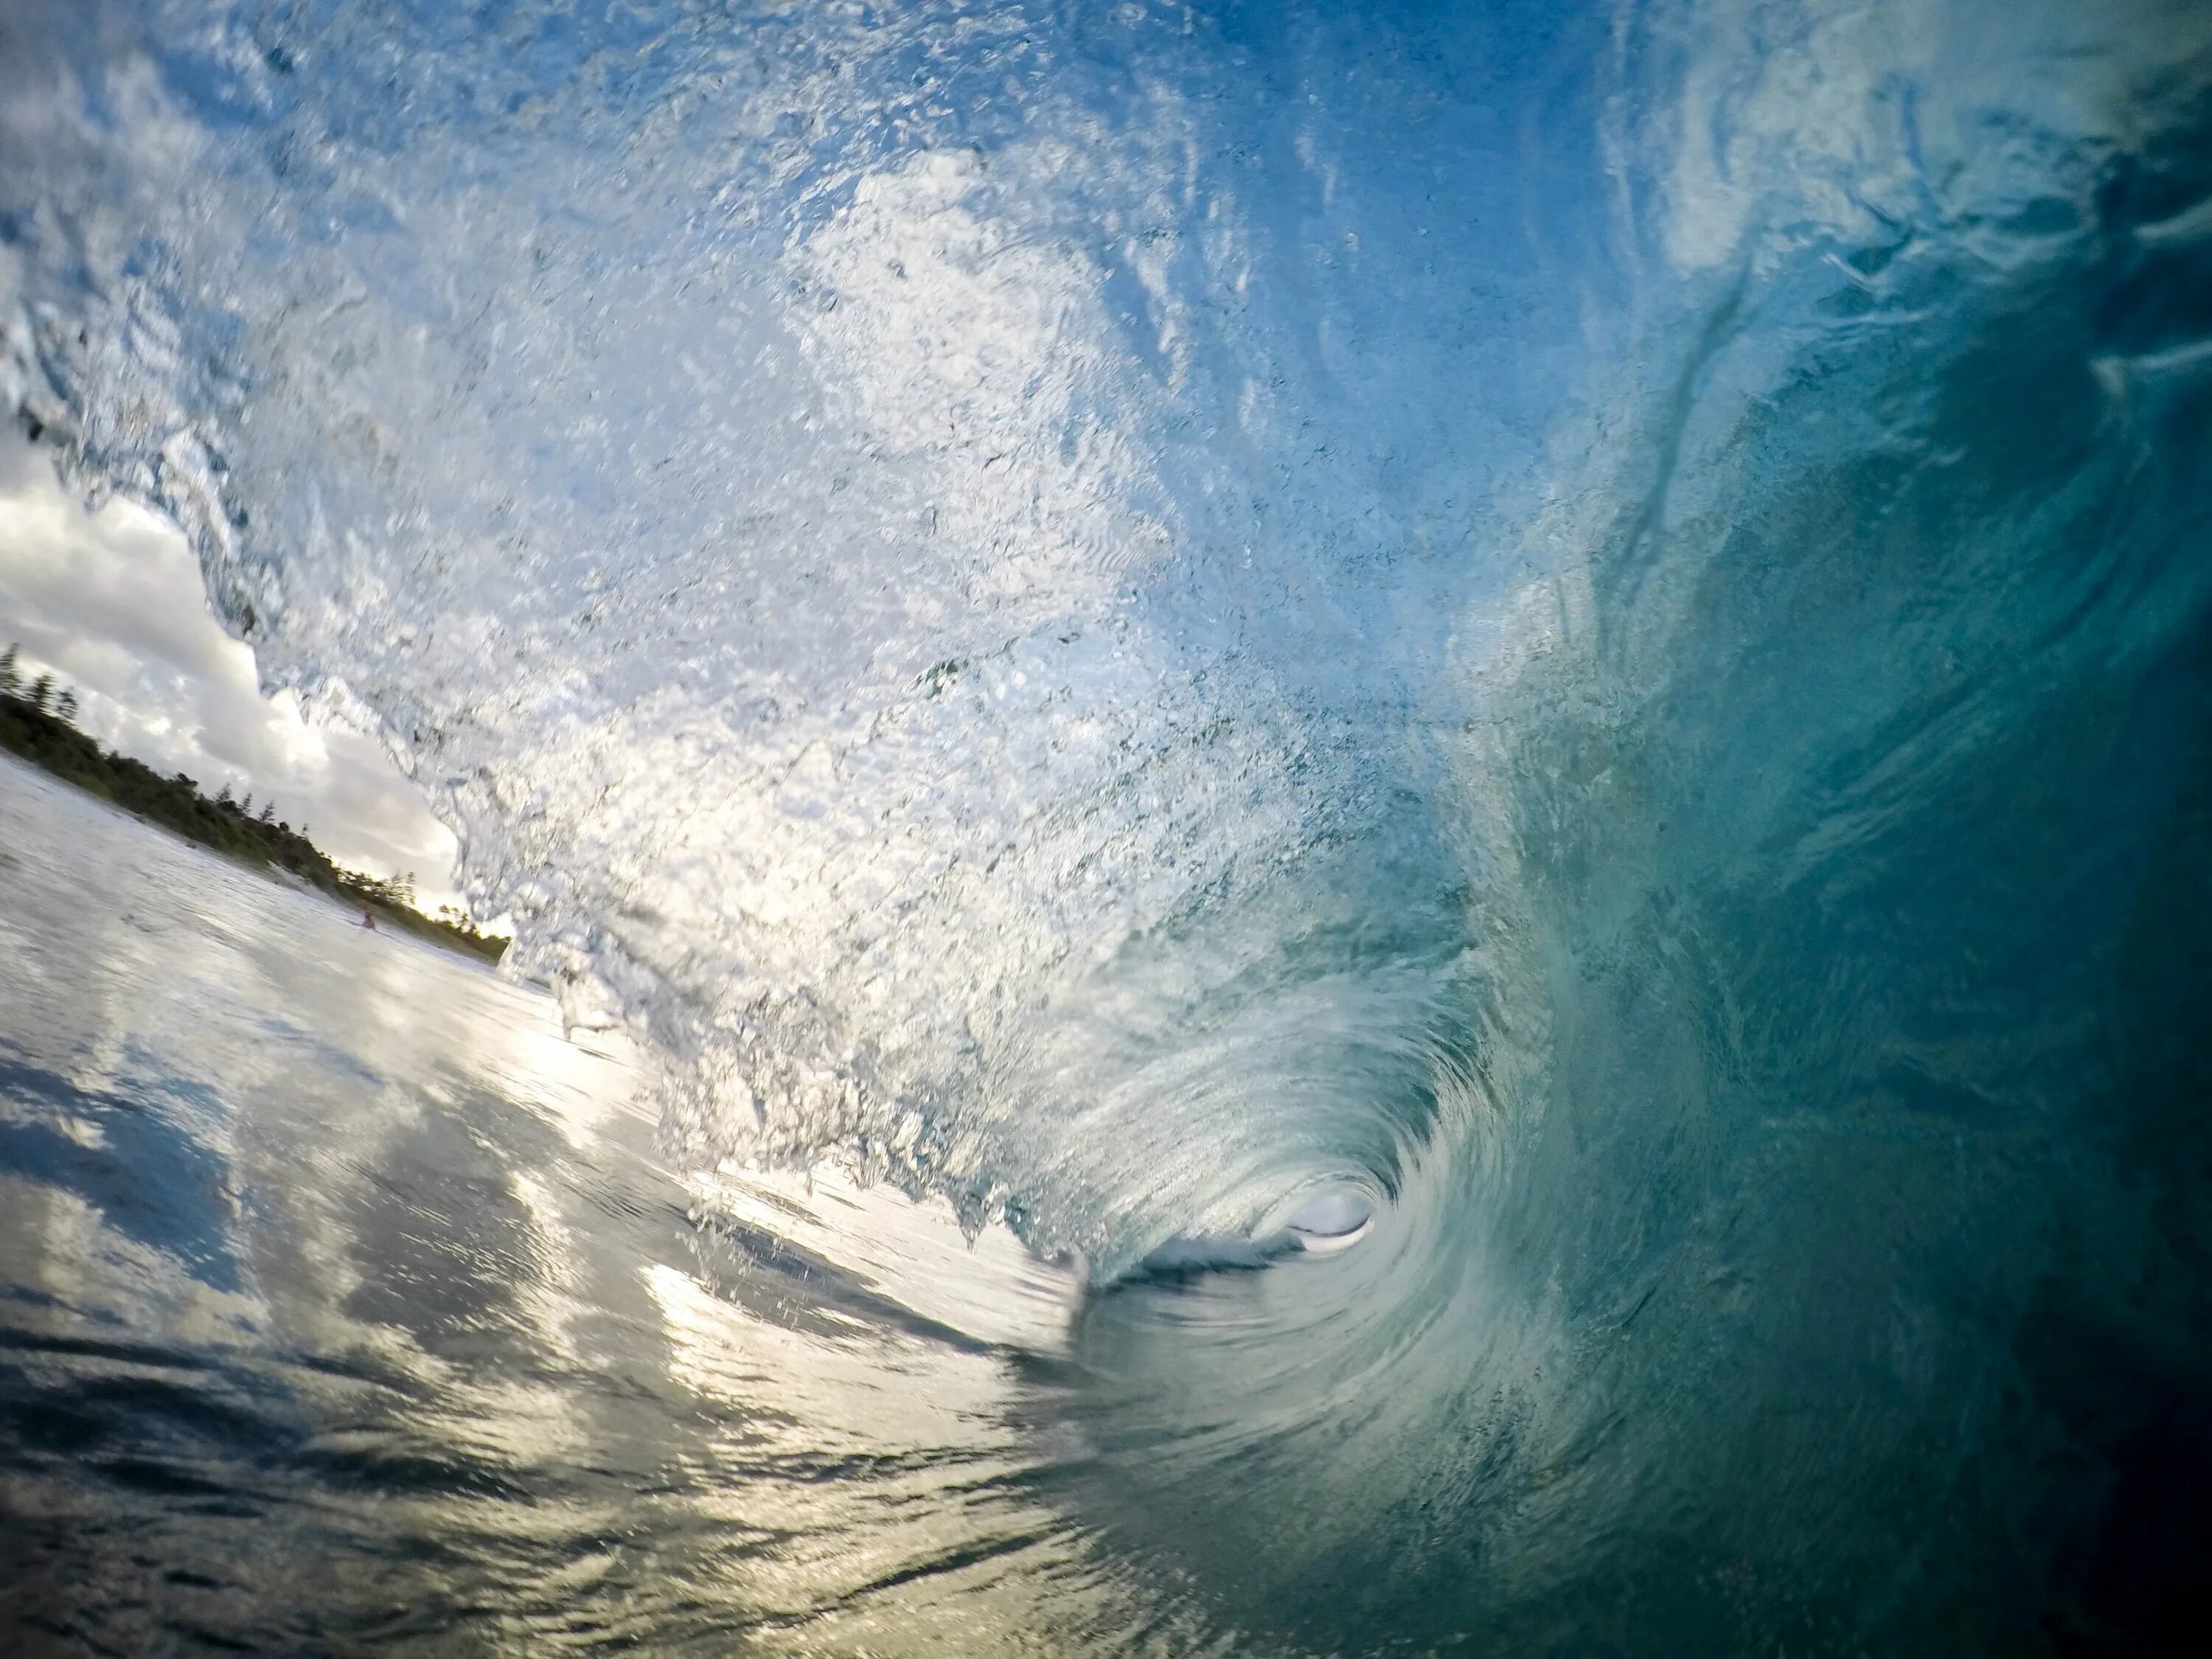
left=6, top=0, right=2212, bottom=1647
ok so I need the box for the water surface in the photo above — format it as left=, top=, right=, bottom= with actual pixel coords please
left=0, top=760, right=1175, bottom=1655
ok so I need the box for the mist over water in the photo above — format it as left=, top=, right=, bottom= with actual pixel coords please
left=6, top=0, right=2212, bottom=1650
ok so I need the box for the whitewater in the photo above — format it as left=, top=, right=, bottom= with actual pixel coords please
left=4, top=0, right=2212, bottom=1651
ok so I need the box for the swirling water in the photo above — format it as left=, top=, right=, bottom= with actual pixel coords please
left=4, top=0, right=2212, bottom=1651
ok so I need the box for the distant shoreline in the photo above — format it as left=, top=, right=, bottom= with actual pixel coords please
left=1, top=649, right=506, bottom=965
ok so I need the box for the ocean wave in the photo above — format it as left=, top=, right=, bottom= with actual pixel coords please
left=7, top=0, right=2212, bottom=1646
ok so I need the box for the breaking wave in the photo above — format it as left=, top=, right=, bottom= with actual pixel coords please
left=7, top=0, right=2212, bottom=1646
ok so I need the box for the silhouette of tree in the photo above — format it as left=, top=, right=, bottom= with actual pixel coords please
left=1, top=681, right=504, bottom=963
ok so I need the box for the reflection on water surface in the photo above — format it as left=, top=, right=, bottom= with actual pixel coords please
left=0, top=759, right=1208, bottom=1655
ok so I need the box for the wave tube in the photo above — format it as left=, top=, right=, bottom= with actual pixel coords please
left=6, top=0, right=2212, bottom=1649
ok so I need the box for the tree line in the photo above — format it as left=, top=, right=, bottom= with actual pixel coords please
left=1, top=644, right=505, bottom=962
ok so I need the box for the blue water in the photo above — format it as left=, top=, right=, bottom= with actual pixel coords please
left=5, top=0, right=2212, bottom=1651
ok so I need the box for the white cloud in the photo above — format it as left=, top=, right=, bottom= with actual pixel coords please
left=0, top=428, right=465, bottom=911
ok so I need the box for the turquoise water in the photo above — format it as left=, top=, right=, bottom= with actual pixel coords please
left=6, top=0, right=2212, bottom=1650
